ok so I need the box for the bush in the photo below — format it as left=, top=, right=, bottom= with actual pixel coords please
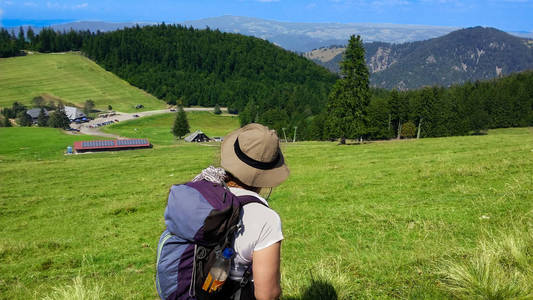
left=17, top=111, right=32, bottom=126
left=401, top=121, right=416, bottom=138
left=214, top=104, right=222, bottom=115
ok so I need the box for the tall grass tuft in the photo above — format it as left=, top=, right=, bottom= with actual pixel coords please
left=42, top=276, right=103, bottom=300
left=440, top=223, right=533, bottom=299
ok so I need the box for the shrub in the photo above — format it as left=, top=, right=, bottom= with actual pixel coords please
left=214, top=104, right=222, bottom=115
left=401, top=121, right=416, bottom=138
left=17, top=111, right=32, bottom=126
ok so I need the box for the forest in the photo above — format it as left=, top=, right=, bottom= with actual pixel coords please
left=315, top=71, right=533, bottom=141
left=1, top=25, right=532, bottom=140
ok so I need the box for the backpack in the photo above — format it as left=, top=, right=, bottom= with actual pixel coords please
left=156, top=180, right=262, bottom=300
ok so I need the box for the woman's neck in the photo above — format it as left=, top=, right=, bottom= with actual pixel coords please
left=226, top=180, right=260, bottom=193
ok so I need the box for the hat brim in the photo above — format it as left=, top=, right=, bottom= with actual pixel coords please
left=221, top=127, right=289, bottom=188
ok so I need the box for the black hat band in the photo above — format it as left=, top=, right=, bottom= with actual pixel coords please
left=234, top=138, right=281, bottom=170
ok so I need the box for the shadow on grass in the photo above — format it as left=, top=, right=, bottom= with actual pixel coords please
left=284, top=278, right=338, bottom=300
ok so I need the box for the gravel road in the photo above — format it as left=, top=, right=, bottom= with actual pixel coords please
left=71, top=107, right=222, bottom=139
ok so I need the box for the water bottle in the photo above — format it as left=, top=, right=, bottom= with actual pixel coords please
left=202, top=248, right=234, bottom=293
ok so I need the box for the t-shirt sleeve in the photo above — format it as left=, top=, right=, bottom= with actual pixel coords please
left=252, top=206, right=284, bottom=251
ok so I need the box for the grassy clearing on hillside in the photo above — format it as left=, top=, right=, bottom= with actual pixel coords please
left=0, top=126, right=532, bottom=299
left=102, top=111, right=240, bottom=145
left=0, top=52, right=165, bottom=112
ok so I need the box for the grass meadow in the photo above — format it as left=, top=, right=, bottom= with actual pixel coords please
left=102, top=111, right=240, bottom=145
left=1, top=124, right=532, bottom=299
left=0, top=52, right=166, bottom=112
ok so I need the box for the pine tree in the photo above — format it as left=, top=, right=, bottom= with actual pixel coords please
left=37, top=108, right=48, bottom=127
left=27, top=27, right=35, bottom=49
left=84, top=99, right=95, bottom=115
left=325, top=35, right=370, bottom=144
left=2, top=115, right=12, bottom=127
left=48, top=104, right=70, bottom=129
left=17, top=111, right=32, bottom=126
left=214, top=104, right=222, bottom=115
left=172, top=106, right=190, bottom=139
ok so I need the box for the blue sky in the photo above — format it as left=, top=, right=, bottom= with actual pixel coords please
left=0, top=0, right=532, bottom=32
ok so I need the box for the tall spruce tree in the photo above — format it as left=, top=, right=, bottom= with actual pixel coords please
left=48, top=104, right=70, bottom=128
left=325, top=35, right=370, bottom=144
left=18, top=111, right=32, bottom=126
left=37, top=108, right=48, bottom=127
left=172, top=106, right=190, bottom=139
left=2, top=115, right=12, bottom=127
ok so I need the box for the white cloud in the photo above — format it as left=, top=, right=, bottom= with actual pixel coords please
left=46, top=1, right=60, bottom=9
left=45, top=1, right=88, bottom=10
left=24, top=1, right=38, bottom=7
left=73, top=2, right=88, bottom=9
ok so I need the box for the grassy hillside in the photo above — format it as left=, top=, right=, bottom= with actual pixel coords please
left=102, top=111, right=240, bottom=145
left=1, top=126, right=532, bottom=299
left=0, top=52, right=166, bottom=112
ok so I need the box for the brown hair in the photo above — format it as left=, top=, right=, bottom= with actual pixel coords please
left=225, top=172, right=261, bottom=193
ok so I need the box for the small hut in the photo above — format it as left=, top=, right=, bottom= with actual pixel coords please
left=184, top=130, right=211, bottom=143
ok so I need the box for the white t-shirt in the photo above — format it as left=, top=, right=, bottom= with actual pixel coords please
left=228, top=187, right=284, bottom=281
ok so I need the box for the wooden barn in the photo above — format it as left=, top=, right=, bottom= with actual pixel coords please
left=74, top=139, right=151, bottom=153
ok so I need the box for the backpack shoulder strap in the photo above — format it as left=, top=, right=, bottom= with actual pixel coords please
left=235, top=194, right=267, bottom=207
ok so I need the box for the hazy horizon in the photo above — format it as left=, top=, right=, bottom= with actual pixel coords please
left=0, top=0, right=532, bottom=32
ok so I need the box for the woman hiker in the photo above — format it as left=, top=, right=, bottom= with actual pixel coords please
left=173, top=123, right=290, bottom=300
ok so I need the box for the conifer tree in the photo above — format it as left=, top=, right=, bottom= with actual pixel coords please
left=83, top=99, right=95, bottom=115
left=27, top=27, right=35, bottom=49
left=214, top=104, right=222, bottom=115
left=37, top=108, right=48, bottom=127
left=2, top=115, right=12, bottom=127
left=325, top=35, right=370, bottom=144
left=172, top=106, right=190, bottom=139
left=18, top=111, right=32, bottom=126
left=48, top=104, right=70, bottom=128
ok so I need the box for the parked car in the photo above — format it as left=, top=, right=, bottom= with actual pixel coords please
left=170, top=108, right=176, bottom=112
left=133, top=114, right=140, bottom=118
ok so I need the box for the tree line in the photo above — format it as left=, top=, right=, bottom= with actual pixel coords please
left=1, top=25, right=531, bottom=140
left=310, top=70, right=533, bottom=141
left=0, top=26, right=88, bottom=57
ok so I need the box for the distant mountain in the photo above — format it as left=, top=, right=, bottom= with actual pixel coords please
left=4, top=16, right=458, bottom=52
left=307, top=27, right=533, bottom=89
left=181, top=16, right=459, bottom=52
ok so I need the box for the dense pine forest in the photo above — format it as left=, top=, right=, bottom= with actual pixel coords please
left=1, top=25, right=532, bottom=140
left=312, top=71, right=533, bottom=141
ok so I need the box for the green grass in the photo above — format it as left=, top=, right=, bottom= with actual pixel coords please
left=0, top=127, right=102, bottom=161
left=0, top=52, right=166, bottom=112
left=1, top=126, right=532, bottom=299
left=102, top=111, right=240, bottom=145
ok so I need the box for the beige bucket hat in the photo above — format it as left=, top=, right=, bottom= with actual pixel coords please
left=221, top=123, right=289, bottom=188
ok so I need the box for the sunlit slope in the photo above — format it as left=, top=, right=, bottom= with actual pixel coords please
left=0, top=52, right=166, bottom=112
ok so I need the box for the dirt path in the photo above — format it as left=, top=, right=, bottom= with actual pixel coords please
left=72, top=107, right=222, bottom=139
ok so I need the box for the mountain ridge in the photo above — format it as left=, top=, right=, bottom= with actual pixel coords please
left=4, top=16, right=532, bottom=52
left=307, top=26, right=533, bottom=89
